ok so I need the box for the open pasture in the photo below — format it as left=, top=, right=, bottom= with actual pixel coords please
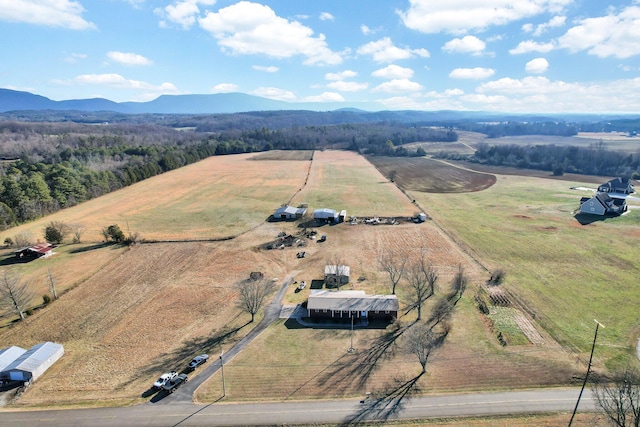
left=408, top=172, right=640, bottom=368
left=0, top=153, right=310, bottom=243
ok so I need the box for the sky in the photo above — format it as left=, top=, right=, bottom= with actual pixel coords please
left=1, top=0, right=640, bottom=113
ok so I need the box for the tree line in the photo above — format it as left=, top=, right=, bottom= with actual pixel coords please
left=438, top=141, right=640, bottom=178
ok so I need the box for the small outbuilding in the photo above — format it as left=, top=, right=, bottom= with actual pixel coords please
left=0, top=342, right=64, bottom=383
left=0, top=346, right=26, bottom=372
left=307, top=290, right=399, bottom=321
left=273, top=205, right=307, bottom=220
left=14, top=243, right=55, bottom=260
left=324, top=264, right=350, bottom=286
left=314, top=208, right=338, bottom=223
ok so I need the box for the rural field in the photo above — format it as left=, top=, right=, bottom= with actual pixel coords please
left=0, top=147, right=634, bottom=414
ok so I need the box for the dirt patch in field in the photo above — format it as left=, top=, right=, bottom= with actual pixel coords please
left=368, top=156, right=496, bottom=193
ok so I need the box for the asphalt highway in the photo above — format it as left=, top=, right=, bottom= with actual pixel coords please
left=0, top=388, right=595, bottom=426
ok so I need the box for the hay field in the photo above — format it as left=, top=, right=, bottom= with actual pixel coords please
left=0, top=153, right=310, bottom=243
left=410, top=173, right=640, bottom=369
left=291, top=150, right=417, bottom=216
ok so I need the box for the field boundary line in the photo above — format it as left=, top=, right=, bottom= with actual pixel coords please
left=286, top=150, right=314, bottom=206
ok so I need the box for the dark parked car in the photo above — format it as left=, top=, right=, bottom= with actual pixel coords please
left=162, top=373, right=188, bottom=393
left=188, top=354, right=209, bottom=369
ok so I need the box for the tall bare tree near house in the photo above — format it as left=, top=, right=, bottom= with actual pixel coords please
left=592, top=367, right=640, bottom=427
left=235, top=278, right=276, bottom=322
left=0, top=271, right=34, bottom=321
left=406, top=255, right=434, bottom=321
left=47, top=268, right=58, bottom=300
left=327, top=254, right=348, bottom=288
left=404, top=322, right=437, bottom=374
left=379, top=249, right=407, bottom=295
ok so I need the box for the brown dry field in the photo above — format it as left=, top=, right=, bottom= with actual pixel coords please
left=0, top=150, right=581, bottom=411
left=368, top=156, right=497, bottom=193
left=0, top=152, right=310, bottom=243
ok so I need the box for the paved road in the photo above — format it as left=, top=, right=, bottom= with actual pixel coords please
left=161, top=272, right=298, bottom=404
left=0, top=388, right=596, bottom=426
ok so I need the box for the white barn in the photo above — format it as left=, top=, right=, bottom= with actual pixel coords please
left=1, top=342, right=64, bottom=382
left=0, top=346, right=26, bottom=372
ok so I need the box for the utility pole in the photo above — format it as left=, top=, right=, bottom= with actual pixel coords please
left=568, top=319, right=604, bottom=427
left=348, top=314, right=355, bottom=353
left=220, top=351, right=226, bottom=398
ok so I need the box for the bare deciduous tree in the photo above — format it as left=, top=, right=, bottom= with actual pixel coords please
left=0, top=271, right=34, bottom=321
left=404, top=322, right=437, bottom=373
left=326, top=254, right=349, bottom=288
left=47, top=268, right=58, bottom=300
left=406, top=255, right=435, bottom=321
left=235, top=278, right=276, bottom=322
left=450, top=264, right=468, bottom=304
left=379, top=249, right=406, bottom=295
left=70, top=222, right=86, bottom=243
left=13, top=231, right=34, bottom=248
left=431, top=297, right=454, bottom=327
left=592, top=367, right=640, bottom=427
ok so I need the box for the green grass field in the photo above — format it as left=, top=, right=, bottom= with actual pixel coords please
left=410, top=174, right=640, bottom=368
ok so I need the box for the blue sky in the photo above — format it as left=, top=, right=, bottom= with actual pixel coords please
left=2, top=0, right=640, bottom=113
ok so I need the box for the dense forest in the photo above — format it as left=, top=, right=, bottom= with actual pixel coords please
left=0, top=119, right=453, bottom=229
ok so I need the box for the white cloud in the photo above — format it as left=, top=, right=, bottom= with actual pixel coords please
left=326, top=81, right=369, bottom=92
left=361, top=24, right=371, bottom=35
left=252, top=65, right=279, bottom=72
left=371, top=79, right=424, bottom=93
left=156, top=0, right=216, bottom=30
left=211, top=83, right=238, bottom=92
left=527, top=15, right=566, bottom=36
left=510, top=40, right=555, bottom=54
left=304, top=92, right=344, bottom=102
left=525, top=57, right=549, bottom=73
left=449, top=68, right=495, bottom=79
left=325, top=70, right=358, bottom=81
left=198, top=2, right=342, bottom=65
left=64, top=52, right=87, bottom=63
left=357, top=37, right=430, bottom=63
left=0, top=0, right=95, bottom=30
left=107, top=51, right=152, bottom=66
left=556, top=6, right=640, bottom=58
left=70, top=74, right=179, bottom=100
left=442, top=36, right=486, bottom=55
left=371, top=64, right=414, bottom=79
left=319, top=12, right=334, bottom=21
left=397, top=0, right=571, bottom=34
left=250, top=86, right=296, bottom=101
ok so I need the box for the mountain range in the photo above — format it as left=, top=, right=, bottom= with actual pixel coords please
left=0, top=88, right=387, bottom=115
left=0, top=88, right=635, bottom=124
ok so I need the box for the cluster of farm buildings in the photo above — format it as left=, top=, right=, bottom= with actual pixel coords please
left=273, top=205, right=347, bottom=223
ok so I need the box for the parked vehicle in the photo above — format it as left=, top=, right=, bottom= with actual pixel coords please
left=318, top=235, right=327, bottom=242
left=162, top=373, right=188, bottom=393
left=153, top=371, right=178, bottom=390
left=188, top=354, right=209, bottom=369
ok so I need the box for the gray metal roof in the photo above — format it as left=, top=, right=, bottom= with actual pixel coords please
left=324, top=265, right=351, bottom=276
left=3, top=342, right=63, bottom=373
left=308, top=290, right=399, bottom=312
left=0, top=346, right=26, bottom=371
